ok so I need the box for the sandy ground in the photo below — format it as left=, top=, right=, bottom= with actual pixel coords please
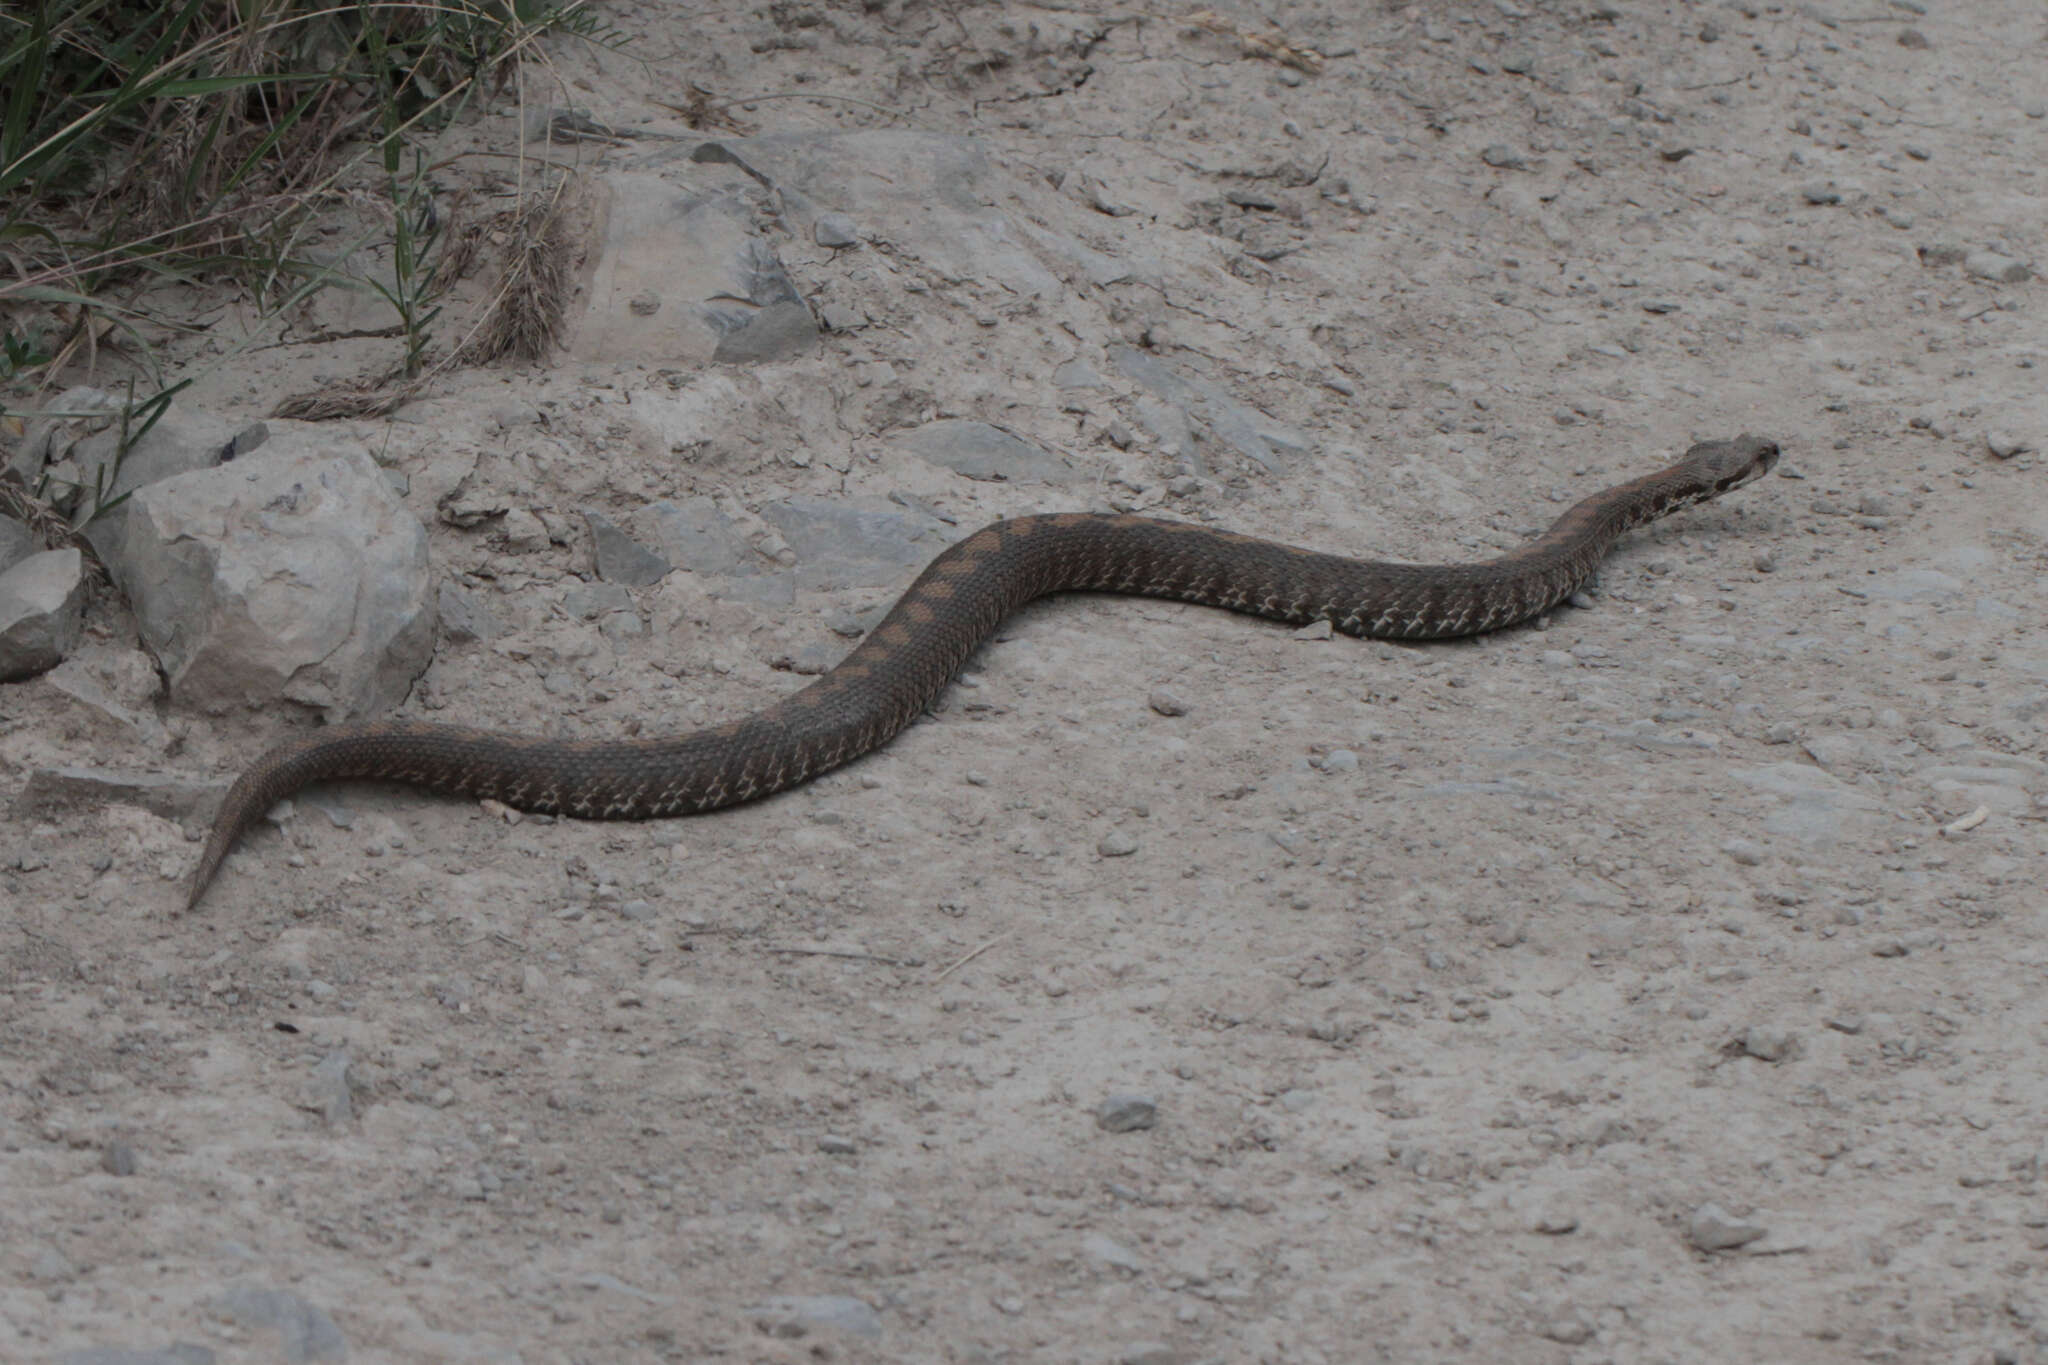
left=6, top=1, right=2048, bottom=1362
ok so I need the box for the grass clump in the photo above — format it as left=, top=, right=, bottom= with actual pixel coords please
left=1, top=0, right=605, bottom=457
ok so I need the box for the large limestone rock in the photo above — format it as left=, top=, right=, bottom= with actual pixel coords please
left=105, top=432, right=435, bottom=720
left=0, top=548, right=88, bottom=681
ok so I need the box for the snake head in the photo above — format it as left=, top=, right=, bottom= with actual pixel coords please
left=1688, top=434, right=1780, bottom=493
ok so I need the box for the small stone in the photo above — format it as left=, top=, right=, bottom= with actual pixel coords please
left=1721, top=838, right=1765, bottom=866
left=1481, top=144, right=1528, bottom=169
left=1053, top=359, right=1103, bottom=390
left=1097, top=831, right=1140, bottom=858
left=817, top=1133, right=858, bottom=1155
left=814, top=213, right=860, bottom=248
left=1855, top=492, right=1893, bottom=517
left=100, top=1141, right=138, bottom=1176
left=1985, top=431, right=2029, bottom=459
left=1688, top=1202, right=1766, bottom=1252
left=206, top=1284, right=349, bottom=1361
left=1542, top=1316, right=1594, bottom=1345
left=1802, top=184, right=1843, bottom=206
left=1083, top=1232, right=1145, bottom=1272
left=748, top=1294, right=882, bottom=1340
left=1096, top=1094, right=1158, bottom=1133
left=1148, top=687, right=1190, bottom=716
left=627, top=290, right=660, bottom=316
left=1319, top=748, right=1360, bottom=774
left=1895, top=27, right=1930, bottom=49
left=1743, top=1025, right=1795, bottom=1062
left=1117, top=1344, right=1181, bottom=1365
left=1292, top=619, right=1333, bottom=640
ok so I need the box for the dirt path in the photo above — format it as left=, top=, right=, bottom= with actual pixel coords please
left=5, top=2, right=2045, bottom=1361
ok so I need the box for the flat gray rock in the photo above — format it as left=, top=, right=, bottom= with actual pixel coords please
left=0, top=515, right=32, bottom=573
left=1861, top=568, right=1962, bottom=602
left=757, top=496, right=951, bottom=591
left=585, top=508, right=670, bottom=586
left=895, top=419, right=1076, bottom=484
left=436, top=582, right=504, bottom=643
left=0, top=547, right=88, bottom=681
left=13, top=766, right=219, bottom=822
left=574, top=173, right=817, bottom=366
left=1110, top=345, right=1310, bottom=473
left=205, top=1285, right=348, bottom=1363
left=60, top=1346, right=216, bottom=1365
left=748, top=1294, right=883, bottom=1340
left=689, top=132, right=1075, bottom=298
left=634, top=497, right=794, bottom=603
left=1729, top=762, right=1884, bottom=847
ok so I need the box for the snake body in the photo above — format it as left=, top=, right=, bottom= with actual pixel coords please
left=185, top=435, right=1778, bottom=910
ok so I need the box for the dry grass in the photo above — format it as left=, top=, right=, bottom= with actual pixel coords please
left=453, top=185, right=581, bottom=367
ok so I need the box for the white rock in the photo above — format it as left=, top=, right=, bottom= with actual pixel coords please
left=0, top=548, right=87, bottom=681
left=103, top=429, right=435, bottom=719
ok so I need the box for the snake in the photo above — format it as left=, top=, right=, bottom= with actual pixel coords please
left=183, top=434, right=1778, bottom=910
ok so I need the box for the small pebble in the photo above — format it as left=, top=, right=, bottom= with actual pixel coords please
left=1148, top=687, right=1190, bottom=717
left=1097, top=1094, right=1158, bottom=1133
left=1688, top=1202, right=1767, bottom=1252
left=818, top=1134, right=858, bottom=1155
left=1896, top=27, right=1930, bottom=49
left=1117, top=1344, right=1180, bottom=1365
left=814, top=213, right=860, bottom=247
left=1722, top=838, right=1765, bottom=866
left=1542, top=1317, right=1594, bottom=1345
left=1319, top=749, right=1360, bottom=774
left=100, top=1142, right=138, bottom=1176
left=1985, top=431, right=2029, bottom=458
left=1743, top=1025, right=1795, bottom=1062
left=1098, top=831, right=1140, bottom=857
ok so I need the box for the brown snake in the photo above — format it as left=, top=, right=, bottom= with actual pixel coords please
left=184, top=434, right=1778, bottom=910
